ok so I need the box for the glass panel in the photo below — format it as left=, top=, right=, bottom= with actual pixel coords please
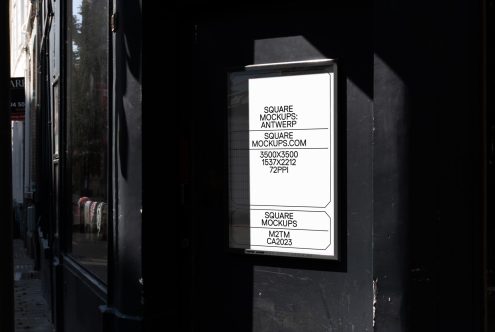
left=67, top=0, right=108, bottom=282
left=228, top=64, right=338, bottom=260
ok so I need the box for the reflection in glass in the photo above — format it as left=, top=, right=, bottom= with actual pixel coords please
left=68, top=0, right=108, bottom=282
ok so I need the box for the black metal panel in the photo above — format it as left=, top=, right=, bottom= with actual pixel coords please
left=110, top=0, right=143, bottom=328
left=373, top=0, right=485, bottom=330
left=39, top=237, right=51, bottom=307
left=487, top=0, right=495, bottom=329
left=372, top=55, right=411, bottom=331
left=372, top=5, right=412, bottom=328
left=143, top=9, right=188, bottom=331
left=63, top=262, right=105, bottom=332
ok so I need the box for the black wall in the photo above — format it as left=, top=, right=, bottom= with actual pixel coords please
left=145, top=1, right=486, bottom=331
left=374, top=0, right=484, bottom=331
left=184, top=8, right=374, bottom=332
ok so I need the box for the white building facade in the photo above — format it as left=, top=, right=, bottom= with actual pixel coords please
left=10, top=0, right=37, bottom=243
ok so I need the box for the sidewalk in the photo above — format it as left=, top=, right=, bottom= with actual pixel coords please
left=13, top=239, right=54, bottom=332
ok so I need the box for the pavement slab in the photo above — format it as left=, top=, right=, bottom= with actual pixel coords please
left=13, top=239, right=54, bottom=332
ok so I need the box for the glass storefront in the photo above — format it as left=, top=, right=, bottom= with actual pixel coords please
left=67, top=0, right=109, bottom=282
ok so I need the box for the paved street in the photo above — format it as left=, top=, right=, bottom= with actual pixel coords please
left=13, top=240, right=54, bottom=332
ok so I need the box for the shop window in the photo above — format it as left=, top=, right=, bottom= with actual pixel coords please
left=67, top=0, right=108, bottom=282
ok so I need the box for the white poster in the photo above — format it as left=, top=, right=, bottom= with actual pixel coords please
left=248, top=73, right=336, bottom=257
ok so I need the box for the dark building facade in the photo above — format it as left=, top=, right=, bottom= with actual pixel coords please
left=145, top=1, right=494, bottom=332
left=2, top=0, right=494, bottom=331
left=12, top=0, right=143, bottom=331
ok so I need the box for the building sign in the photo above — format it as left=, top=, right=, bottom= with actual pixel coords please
left=10, top=77, right=25, bottom=121
left=229, top=62, right=338, bottom=260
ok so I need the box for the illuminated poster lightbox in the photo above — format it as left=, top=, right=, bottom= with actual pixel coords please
left=228, top=61, right=338, bottom=260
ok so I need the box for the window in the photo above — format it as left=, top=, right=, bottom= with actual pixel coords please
left=67, top=0, right=109, bottom=282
